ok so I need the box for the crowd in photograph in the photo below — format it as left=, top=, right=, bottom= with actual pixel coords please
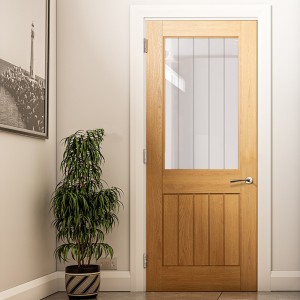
left=0, top=66, right=45, bottom=132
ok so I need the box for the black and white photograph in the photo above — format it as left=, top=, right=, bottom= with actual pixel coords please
left=0, top=0, right=49, bottom=138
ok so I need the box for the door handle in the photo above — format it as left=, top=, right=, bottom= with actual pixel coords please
left=230, top=177, right=253, bottom=184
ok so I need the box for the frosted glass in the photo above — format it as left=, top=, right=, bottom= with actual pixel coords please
left=165, top=38, right=238, bottom=170
left=178, top=38, right=194, bottom=168
left=165, top=38, right=179, bottom=169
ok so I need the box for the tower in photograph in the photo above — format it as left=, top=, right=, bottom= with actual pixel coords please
left=30, top=22, right=35, bottom=78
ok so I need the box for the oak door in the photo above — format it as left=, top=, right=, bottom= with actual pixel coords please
left=146, top=21, right=257, bottom=291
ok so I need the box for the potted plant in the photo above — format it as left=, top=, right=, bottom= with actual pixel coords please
left=51, top=129, right=122, bottom=299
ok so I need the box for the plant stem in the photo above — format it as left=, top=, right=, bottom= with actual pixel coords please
left=88, top=234, right=92, bottom=265
left=78, top=240, right=81, bottom=267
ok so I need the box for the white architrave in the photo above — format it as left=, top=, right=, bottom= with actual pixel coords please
left=130, top=5, right=272, bottom=292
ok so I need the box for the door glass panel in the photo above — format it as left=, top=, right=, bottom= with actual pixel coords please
left=165, top=38, right=239, bottom=169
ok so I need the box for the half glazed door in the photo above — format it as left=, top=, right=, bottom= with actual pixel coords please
left=146, top=21, right=257, bottom=291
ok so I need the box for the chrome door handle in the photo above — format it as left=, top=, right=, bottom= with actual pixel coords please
left=230, top=177, right=253, bottom=184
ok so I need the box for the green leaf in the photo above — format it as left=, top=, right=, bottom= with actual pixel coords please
left=51, top=129, right=122, bottom=266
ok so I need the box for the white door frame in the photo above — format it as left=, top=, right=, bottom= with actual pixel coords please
left=130, top=5, right=271, bottom=292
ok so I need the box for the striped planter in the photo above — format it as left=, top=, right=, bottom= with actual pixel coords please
left=65, top=265, right=100, bottom=299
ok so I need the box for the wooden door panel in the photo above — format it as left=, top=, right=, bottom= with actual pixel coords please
left=161, top=266, right=240, bottom=291
left=225, top=195, right=240, bottom=265
left=194, top=195, right=209, bottom=265
left=163, top=195, right=178, bottom=266
left=179, top=195, right=194, bottom=265
left=147, top=20, right=257, bottom=291
left=162, top=194, right=240, bottom=267
left=209, top=195, right=225, bottom=265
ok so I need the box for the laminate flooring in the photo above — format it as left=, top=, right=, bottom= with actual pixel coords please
left=43, top=292, right=300, bottom=300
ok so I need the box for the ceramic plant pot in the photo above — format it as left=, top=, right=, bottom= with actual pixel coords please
left=65, top=265, right=100, bottom=299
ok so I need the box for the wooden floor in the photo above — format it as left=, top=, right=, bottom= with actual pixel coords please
left=44, top=291, right=300, bottom=300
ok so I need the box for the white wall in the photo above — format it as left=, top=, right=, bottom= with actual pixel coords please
left=0, top=0, right=57, bottom=292
left=56, top=0, right=130, bottom=271
left=57, top=0, right=300, bottom=276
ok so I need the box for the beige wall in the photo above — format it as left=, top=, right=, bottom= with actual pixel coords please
left=0, top=0, right=57, bottom=292
left=57, top=0, right=300, bottom=272
left=56, top=0, right=130, bottom=271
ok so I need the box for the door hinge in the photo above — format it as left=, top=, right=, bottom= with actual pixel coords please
left=144, top=38, right=148, bottom=53
left=143, top=253, right=147, bottom=268
left=143, top=149, right=147, bottom=164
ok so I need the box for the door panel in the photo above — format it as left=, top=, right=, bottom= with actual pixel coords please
left=224, top=194, right=240, bottom=266
left=163, top=194, right=241, bottom=268
left=161, top=266, right=241, bottom=291
left=209, top=195, right=225, bottom=266
left=194, top=195, right=209, bottom=266
left=146, top=20, right=257, bottom=291
left=163, top=195, right=179, bottom=266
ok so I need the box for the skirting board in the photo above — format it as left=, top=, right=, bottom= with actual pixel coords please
left=0, top=273, right=58, bottom=300
left=1, top=270, right=298, bottom=298
left=271, top=271, right=300, bottom=291
left=0, top=271, right=131, bottom=300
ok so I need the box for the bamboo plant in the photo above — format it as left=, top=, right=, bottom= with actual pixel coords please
left=51, top=129, right=122, bottom=268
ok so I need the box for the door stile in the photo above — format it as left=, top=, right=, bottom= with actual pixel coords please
left=239, top=21, right=258, bottom=291
left=146, top=20, right=163, bottom=291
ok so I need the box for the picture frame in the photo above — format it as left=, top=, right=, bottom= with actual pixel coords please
left=0, top=0, right=49, bottom=139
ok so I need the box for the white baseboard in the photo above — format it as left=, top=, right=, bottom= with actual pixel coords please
left=271, top=271, right=300, bottom=291
left=2, top=270, right=298, bottom=298
left=0, top=273, right=58, bottom=300
left=57, top=270, right=131, bottom=292
left=0, top=270, right=131, bottom=300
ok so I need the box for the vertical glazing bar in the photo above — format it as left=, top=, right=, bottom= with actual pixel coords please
left=208, top=39, right=210, bottom=169
left=177, top=37, right=179, bottom=168
left=193, top=38, right=195, bottom=168
left=223, top=38, right=226, bottom=169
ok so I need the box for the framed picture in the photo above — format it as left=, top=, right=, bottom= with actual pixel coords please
left=0, top=0, right=49, bottom=139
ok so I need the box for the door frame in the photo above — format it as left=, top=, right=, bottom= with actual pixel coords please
left=130, top=4, right=271, bottom=292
